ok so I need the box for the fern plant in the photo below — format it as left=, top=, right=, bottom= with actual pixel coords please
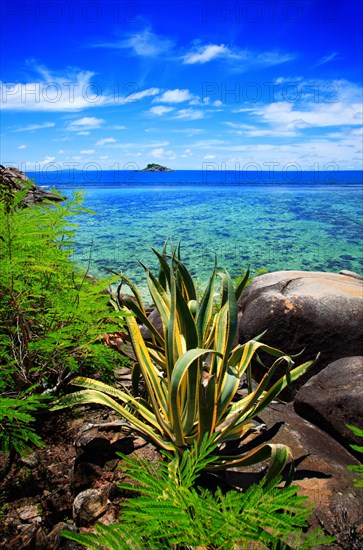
left=347, top=424, right=363, bottom=487
left=0, top=394, right=47, bottom=480
left=0, top=176, right=130, bottom=480
left=53, top=245, right=315, bottom=479
left=62, top=436, right=334, bottom=549
left=0, top=178, right=127, bottom=393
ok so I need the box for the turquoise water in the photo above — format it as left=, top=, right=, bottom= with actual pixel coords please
left=31, top=171, right=363, bottom=301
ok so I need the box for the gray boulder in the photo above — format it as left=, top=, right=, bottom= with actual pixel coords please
left=0, top=165, right=64, bottom=207
left=238, top=271, right=363, bottom=399
left=294, top=357, right=363, bottom=456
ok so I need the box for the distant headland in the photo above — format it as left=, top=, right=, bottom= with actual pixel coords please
left=139, top=163, right=173, bottom=172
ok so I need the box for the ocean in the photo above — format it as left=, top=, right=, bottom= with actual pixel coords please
left=28, top=170, right=363, bottom=300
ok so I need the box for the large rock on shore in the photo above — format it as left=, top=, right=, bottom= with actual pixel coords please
left=0, top=165, right=64, bottom=207
left=231, top=403, right=363, bottom=548
left=294, top=357, right=363, bottom=457
left=238, top=270, right=363, bottom=399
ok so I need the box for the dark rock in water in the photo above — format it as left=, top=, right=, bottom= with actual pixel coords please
left=0, top=165, right=65, bottom=207
left=294, top=357, right=363, bottom=457
left=140, top=163, right=173, bottom=172
left=238, top=270, right=363, bottom=399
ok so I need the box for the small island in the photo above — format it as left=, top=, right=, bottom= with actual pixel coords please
left=140, top=163, right=173, bottom=172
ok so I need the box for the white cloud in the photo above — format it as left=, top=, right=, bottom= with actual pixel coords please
left=111, top=140, right=170, bottom=149
left=224, top=121, right=298, bottom=137
left=183, top=44, right=294, bottom=68
left=13, top=122, right=55, bottom=132
left=80, top=149, right=95, bottom=154
left=186, top=133, right=362, bottom=169
left=126, top=88, right=160, bottom=102
left=253, top=101, right=362, bottom=130
left=203, top=154, right=216, bottom=160
left=181, top=148, right=193, bottom=157
left=111, top=125, right=127, bottom=130
left=96, top=137, right=117, bottom=146
left=150, top=147, right=175, bottom=159
left=274, top=76, right=303, bottom=85
left=173, top=108, right=204, bottom=120
left=24, top=156, right=56, bottom=169
left=228, top=81, right=363, bottom=138
left=249, top=51, right=295, bottom=67
left=68, top=117, right=104, bottom=131
left=192, top=139, right=226, bottom=148
left=172, top=128, right=204, bottom=136
left=1, top=67, right=107, bottom=111
left=17, top=144, right=27, bottom=149
left=315, top=52, right=338, bottom=66
left=184, top=44, right=230, bottom=64
left=96, top=29, right=173, bottom=57
left=153, top=89, right=193, bottom=103
left=58, top=149, right=64, bottom=154
left=53, top=136, right=71, bottom=142
left=149, top=105, right=175, bottom=116
left=1, top=65, right=160, bottom=111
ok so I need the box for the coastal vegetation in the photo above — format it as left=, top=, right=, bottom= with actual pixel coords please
left=53, top=244, right=315, bottom=478
left=62, top=436, right=332, bottom=549
left=0, top=177, right=128, bottom=476
left=1, top=174, right=361, bottom=548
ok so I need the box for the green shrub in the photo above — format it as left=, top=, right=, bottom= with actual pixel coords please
left=0, top=179, right=127, bottom=394
left=61, top=435, right=334, bottom=549
left=53, top=245, right=315, bottom=479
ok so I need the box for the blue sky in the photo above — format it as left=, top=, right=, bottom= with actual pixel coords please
left=1, top=0, right=362, bottom=172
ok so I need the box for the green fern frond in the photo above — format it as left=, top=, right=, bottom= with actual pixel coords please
left=0, top=395, right=47, bottom=456
left=346, top=424, right=363, bottom=487
left=62, top=436, right=334, bottom=549
left=1, top=185, right=130, bottom=394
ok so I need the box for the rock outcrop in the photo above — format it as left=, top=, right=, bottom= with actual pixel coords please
left=238, top=270, right=363, bottom=398
left=294, top=356, right=363, bottom=457
left=140, top=163, right=173, bottom=172
left=0, top=165, right=64, bottom=207
left=233, top=403, right=363, bottom=548
left=72, top=488, right=109, bottom=526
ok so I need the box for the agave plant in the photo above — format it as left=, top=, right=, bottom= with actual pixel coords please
left=52, top=245, right=314, bottom=480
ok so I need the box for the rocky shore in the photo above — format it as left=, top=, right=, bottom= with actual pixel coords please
left=0, top=165, right=65, bottom=207
left=1, top=269, right=362, bottom=549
